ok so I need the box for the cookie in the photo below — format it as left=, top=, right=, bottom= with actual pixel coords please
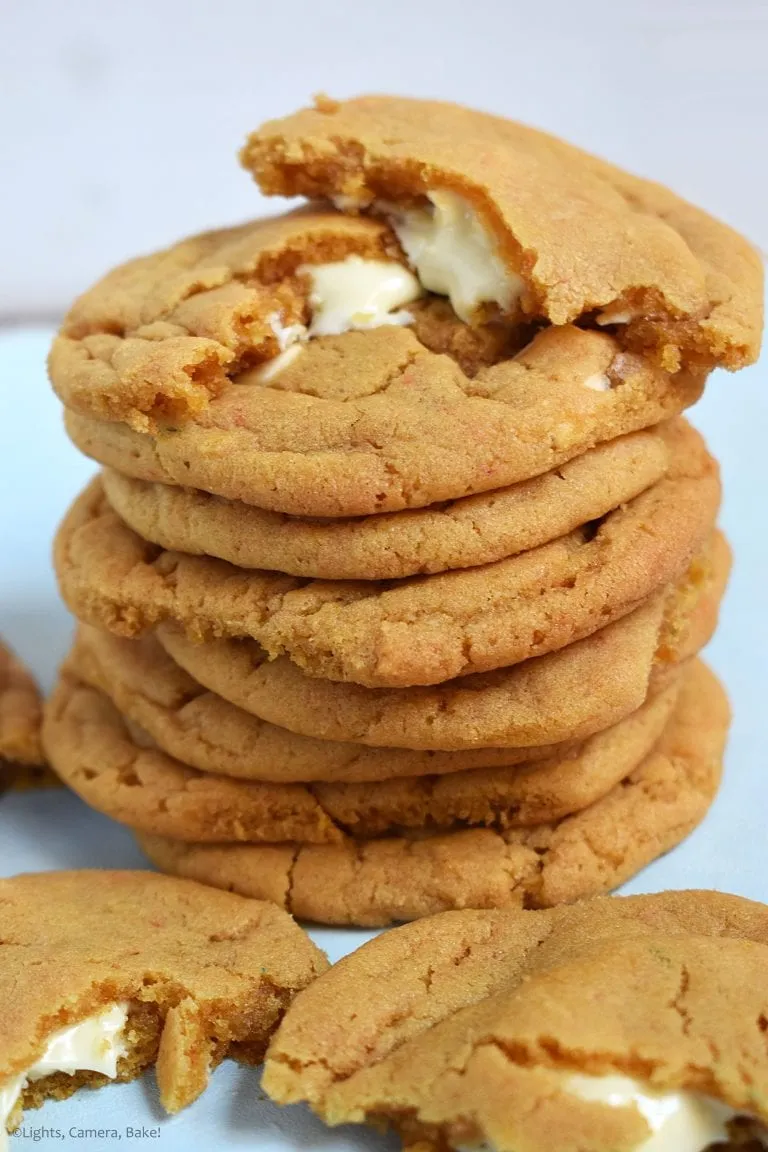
left=0, top=637, right=43, bottom=767
left=0, top=638, right=58, bottom=791
left=56, top=225, right=709, bottom=518
left=42, top=670, right=344, bottom=843
left=0, top=869, right=326, bottom=1136
left=63, top=624, right=682, bottom=833
left=69, top=623, right=676, bottom=786
left=100, top=426, right=670, bottom=580
left=261, top=888, right=768, bottom=1151
left=139, top=659, right=730, bottom=925
left=243, top=94, right=763, bottom=371
left=55, top=421, right=719, bottom=687
left=156, top=532, right=729, bottom=750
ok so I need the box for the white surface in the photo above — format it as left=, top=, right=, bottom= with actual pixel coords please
left=0, top=325, right=767, bottom=1150
left=2, top=0, right=767, bottom=315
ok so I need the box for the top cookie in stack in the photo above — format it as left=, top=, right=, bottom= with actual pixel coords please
left=45, top=95, right=762, bottom=924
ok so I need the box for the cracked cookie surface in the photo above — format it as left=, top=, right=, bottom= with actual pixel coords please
left=260, top=887, right=768, bottom=1151
left=100, top=426, right=669, bottom=580
left=43, top=670, right=344, bottom=843
left=54, top=421, right=719, bottom=687
left=139, top=660, right=729, bottom=926
left=0, top=869, right=326, bottom=1130
left=155, top=532, right=729, bottom=750
left=244, top=94, right=764, bottom=371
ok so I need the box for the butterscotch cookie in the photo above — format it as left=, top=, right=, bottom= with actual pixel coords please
left=0, top=637, right=56, bottom=791
left=101, top=426, right=670, bottom=580
left=64, top=624, right=683, bottom=833
left=0, top=869, right=326, bottom=1138
left=139, top=660, right=730, bottom=925
left=55, top=421, right=718, bottom=687
left=157, top=532, right=729, bottom=751
left=261, top=888, right=768, bottom=1151
left=0, top=637, right=43, bottom=767
left=42, top=670, right=344, bottom=843
left=69, top=623, right=676, bottom=787
left=244, top=95, right=764, bottom=371
left=54, top=207, right=710, bottom=520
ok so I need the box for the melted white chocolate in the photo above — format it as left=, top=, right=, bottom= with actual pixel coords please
left=456, top=1071, right=768, bottom=1152
left=301, top=255, right=422, bottom=337
left=386, top=191, right=524, bottom=323
left=1, top=1004, right=128, bottom=1149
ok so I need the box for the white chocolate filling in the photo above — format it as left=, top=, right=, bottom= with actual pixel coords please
left=385, top=191, right=524, bottom=323
left=1, top=1004, right=128, bottom=1148
left=583, top=372, right=612, bottom=392
left=258, top=257, right=422, bottom=380
left=302, top=255, right=422, bottom=337
left=457, top=1071, right=767, bottom=1152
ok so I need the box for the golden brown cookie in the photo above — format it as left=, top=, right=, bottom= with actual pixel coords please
left=63, top=623, right=682, bottom=834
left=55, top=213, right=709, bottom=518
left=244, top=95, right=764, bottom=371
left=139, top=659, right=730, bottom=925
left=55, top=421, right=719, bottom=687
left=42, top=670, right=344, bottom=843
left=100, top=426, right=670, bottom=580
left=0, top=637, right=58, bottom=791
left=69, top=623, right=676, bottom=787
left=0, top=637, right=44, bottom=767
left=156, top=532, right=729, bottom=751
left=261, top=888, right=768, bottom=1151
left=0, top=869, right=326, bottom=1135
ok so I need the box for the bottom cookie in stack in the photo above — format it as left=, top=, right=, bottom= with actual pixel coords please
left=43, top=538, right=731, bottom=926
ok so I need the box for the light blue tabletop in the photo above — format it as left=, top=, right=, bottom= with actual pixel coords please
left=0, top=326, right=765, bottom=1151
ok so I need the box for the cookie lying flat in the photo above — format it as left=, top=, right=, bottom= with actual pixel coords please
left=244, top=94, right=764, bottom=371
left=0, top=870, right=326, bottom=1141
left=261, top=889, right=768, bottom=1151
left=56, top=422, right=718, bottom=687
left=157, top=532, right=729, bottom=750
left=69, top=623, right=676, bottom=787
left=139, top=659, right=729, bottom=925
left=0, top=638, right=57, bottom=791
left=62, top=625, right=682, bottom=835
left=42, top=670, right=345, bottom=843
left=58, top=234, right=708, bottom=518
left=101, top=426, right=670, bottom=580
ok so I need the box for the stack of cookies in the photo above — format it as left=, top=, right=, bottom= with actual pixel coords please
left=44, top=96, right=763, bottom=926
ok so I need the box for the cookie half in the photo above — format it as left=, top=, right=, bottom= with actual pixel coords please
left=0, top=869, right=326, bottom=1137
left=139, top=659, right=729, bottom=925
left=156, top=533, right=729, bottom=751
left=55, top=420, right=719, bottom=687
left=261, top=887, right=768, bottom=1151
left=244, top=95, right=763, bottom=370
left=100, top=426, right=670, bottom=580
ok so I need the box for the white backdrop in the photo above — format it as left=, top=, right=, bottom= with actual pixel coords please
left=1, top=0, right=766, bottom=318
